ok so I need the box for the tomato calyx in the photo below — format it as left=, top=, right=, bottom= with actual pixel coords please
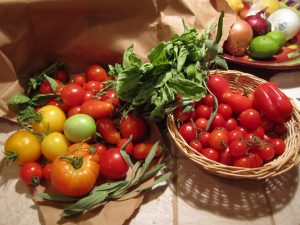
left=60, top=156, right=84, bottom=169
left=30, top=176, right=41, bottom=187
left=4, top=150, right=18, bottom=161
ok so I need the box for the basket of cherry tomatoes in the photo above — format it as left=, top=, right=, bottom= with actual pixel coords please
left=167, top=70, right=300, bottom=180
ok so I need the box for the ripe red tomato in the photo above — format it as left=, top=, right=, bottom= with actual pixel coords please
left=20, top=162, right=43, bottom=186
left=47, top=100, right=60, bottom=107
left=94, top=143, right=107, bottom=157
left=274, top=123, right=287, bottom=136
left=200, top=148, right=219, bottom=161
left=61, top=83, right=85, bottom=106
left=247, top=153, right=263, bottom=168
left=85, top=81, right=104, bottom=93
left=132, top=142, right=161, bottom=160
left=198, top=131, right=211, bottom=147
left=67, top=105, right=81, bottom=117
left=117, top=139, right=134, bottom=154
left=97, top=118, right=121, bottom=144
left=228, top=140, right=247, bottom=157
left=261, top=117, right=274, bottom=132
left=84, top=91, right=95, bottom=102
left=217, top=103, right=232, bottom=120
left=39, top=80, right=60, bottom=94
left=219, top=148, right=233, bottom=165
left=251, top=126, right=265, bottom=138
left=195, top=118, right=208, bottom=132
left=228, top=129, right=244, bottom=143
left=233, top=156, right=251, bottom=168
left=100, top=148, right=129, bottom=180
left=234, top=126, right=247, bottom=136
left=195, top=105, right=211, bottom=120
left=207, top=74, right=232, bottom=102
left=73, top=75, right=86, bottom=86
left=85, top=64, right=109, bottom=82
left=101, top=90, right=120, bottom=107
left=179, top=122, right=197, bottom=143
left=53, top=70, right=68, bottom=83
left=173, top=106, right=193, bottom=122
left=201, top=94, right=215, bottom=107
left=258, top=145, right=275, bottom=161
left=270, top=138, right=286, bottom=155
left=42, top=163, right=52, bottom=181
left=239, top=109, right=261, bottom=130
left=210, top=113, right=225, bottom=129
left=81, top=100, right=114, bottom=119
left=225, top=118, right=238, bottom=131
left=209, top=128, right=228, bottom=151
left=189, top=140, right=203, bottom=152
left=120, top=115, right=147, bottom=142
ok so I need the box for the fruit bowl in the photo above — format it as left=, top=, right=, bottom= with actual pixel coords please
left=167, top=70, right=300, bottom=180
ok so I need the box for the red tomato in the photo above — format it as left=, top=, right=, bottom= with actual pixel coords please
left=195, top=118, right=208, bottom=132
left=42, top=163, right=52, bottom=181
left=96, top=118, right=121, bottom=144
left=101, top=90, right=120, bottom=107
left=228, top=129, right=244, bottom=143
left=20, top=162, right=43, bottom=186
left=53, top=70, right=68, bottom=83
left=39, top=80, right=59, bottom=94
left=61, top=83, right=85, bottom=106
left=201, top=148, right=219, bottom=161
left=195, top=105, right=211, bottom=120
left=201, top=94, right=215, bottom=107
left=274, top=123, right=287, bottom=136
left=270, top=138, right=286, bottom=155
left=234, top=126, right=247, bottom=136
left=247, top=153, right=263, bottom=168
left=132, top=142, right=161, bottom=160
left=233, top=156, right=251, bottom=168
left=261, top=117, right=274, bottom=132
left=209, top=128, right=228, bottom=151
left=199, top=132, right=210, bottom=147
left=67, top=105, right=81, bottom=117
left=94, top=143, right=107, bottom=157
left=258, top=145, right=275, bottom=161
left=225, top=118, right=238, bottom=131
left=117, top=139, right=134, bottom=154
left=217, top=104, right=232, bottom=120
left=179, top=122, right=197, bottom=143
left=85, top=64, right=109, bottom=82
left=85, top=81, right=104, bottom=93
left=207, top=74, right=232, bottom=102
left=251, top=126, right=265, bottom=138
left=120, top=115, right=147, bottom=142
left=81, top=100, right=114, bottom=119
left=73, top=75, right=86, bottom=87
left=84, top=91, right=95, bottom=102
left=219, top=148, right=233, bottom=165
left=222, top=92, right=253, bottom=113
left=239, top=109, right=261, bottom=130
left=100, top=148, right=129, bottom=180
left=210, top=113, right=225, bottom=130
left=228, top=140, right=247, bottom=157
left=189, top=140, right=203, bottom=152
left=55, top=85, right=63, bottom=94
left=173, top=106, right=193, bottom=122
left=47, top=100, right=60, bottom=107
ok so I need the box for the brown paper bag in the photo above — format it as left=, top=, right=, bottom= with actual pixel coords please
left=0, top=0, right=236, bottom=224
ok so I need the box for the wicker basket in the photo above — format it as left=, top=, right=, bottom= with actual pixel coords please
left=167, top=70, right=300, bottom=180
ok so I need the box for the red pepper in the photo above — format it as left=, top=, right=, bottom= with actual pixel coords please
left=254, top=82, right=293, bottom=124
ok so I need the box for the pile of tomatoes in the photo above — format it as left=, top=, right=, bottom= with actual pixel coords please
left=4, top=64, right=161, bottom=197
left=173, top=74, right=292, bottom=168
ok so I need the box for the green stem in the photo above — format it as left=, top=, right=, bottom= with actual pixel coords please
left=30, top=176, right=40, bottom=187
left=60, top=156, right=83, bottom=169
left=4, top=151, right=18, bottom=161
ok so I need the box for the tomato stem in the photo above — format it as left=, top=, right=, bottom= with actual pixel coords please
left=4, top=151, right=18, bottom=161
left=30, top=176, right=40, bottom=187
left=60, top=156, right=83, bottom=169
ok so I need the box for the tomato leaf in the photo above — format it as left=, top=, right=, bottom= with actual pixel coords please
left=7, top=94, right=31, bottom=105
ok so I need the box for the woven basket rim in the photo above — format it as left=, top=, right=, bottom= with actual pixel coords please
left=167, top=69, right=300, bottom=180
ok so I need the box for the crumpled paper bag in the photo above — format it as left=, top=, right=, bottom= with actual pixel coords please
left=0, top=0, right=236, bottom=224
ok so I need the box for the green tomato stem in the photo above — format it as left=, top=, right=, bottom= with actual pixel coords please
left=4, top=151, right=18, bottom=161
left=60, top=156, right=83, bottom=169
left=30, top=176, right=40, bottom=187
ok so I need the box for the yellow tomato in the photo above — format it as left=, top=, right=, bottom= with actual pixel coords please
left=32, top=105, right=66, bottom=134
left=4, top=130, right=41, bottom=165
left=41, top=132, right=70, bottom=161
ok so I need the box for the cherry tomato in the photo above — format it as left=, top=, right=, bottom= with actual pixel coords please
left=101, top=90, right=120, bottom=107
left=233, top=156, right=251, bottom=168
left=100, top=148, right=128, bottom=180
left=201, top=94, right=215, bottom=107
left=132, top=142, right=161, bottom=160
left=200, top=148, right=219, bottom=161
left=117, top=139, right=134, bottom=154
left=42, top=163, right=52, bottom=181
left=85, top=81, right=103, bottom=93
left=67, top=105, right=81, bottom=117
left=61, top=83, right=85, bottom=106
left=195, top=105, right=211, bottom=120
left=219, top=148, right=233, bottom=165
left=228, top=140, right=247, bottom=157
left=73, top=75, right=86, bottom=87
left=81, top=100, right=114, bottom=119
left=251, top=126, right=265, bottom=138
left=53, top=70, right=68, bottom=83
left=97, top=118, right=121, bottom=144
left=207, top=74, right=232, bottom=102
left=198, top=131, right=211, bottom=147
left=270, top=138, right=286, bottom=155
left=222, top=92, right=253, bottom=113
left=20, top=162, right=43, bottom=187
left=51, top=150, right=99, bottom=196
left=225, top=118, right=238, bottom=131
left=258, top=145, right=275, bottom=161
left=261, top=117, right=274, bottom=132
left=274, top=123, right=287, bottom=136
left=195, top=118, right=208, bottom=132
left=85, top=64, right=109, bottom=82
left=83, top=91, right=95, bottom=102
left=55, top=85, right=63, bottom=94
left=210, top=113, right=225, bottom=129
left=93, top=143, right=108, bottom=157
left=189, top=140, right=203, bottom=152
left=173, top=106, right=193, bottom=122
left=239, top=109, right=261, bottom=130
left=120, top=115, right=147, bottom=142
left=209, top=128, right=228, bottom=151
left=228, top=129, right=244, bottom=143
left=234, top=126, right=247, bottom=136
left=247, top=153, right=263, bottom=168
left=179, top=122, right=197, bottom=143
left=39, top=81, right=54, bottom=94
left=217, top=104, right=232, bottom=120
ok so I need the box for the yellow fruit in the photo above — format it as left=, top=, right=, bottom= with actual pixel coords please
left=226, top=0, right=244, bottom=12
left=256, top=0, right=279, bottom=15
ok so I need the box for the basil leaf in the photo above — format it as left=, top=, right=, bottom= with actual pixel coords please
left=44, top=74, right=59, bottom=92
left=7, top=94, right=31, bottom=105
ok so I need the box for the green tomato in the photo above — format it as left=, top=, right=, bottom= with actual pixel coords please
left=64, top=114, right=96, bottom=143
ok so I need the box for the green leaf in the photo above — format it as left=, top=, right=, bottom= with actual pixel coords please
left=92, top=181, right=129, bottom=193
left=37, top=193, right=79, bottom=203
left=215, top=11, right=224, bottom=44
left=30, top=93, right=55, bottom=107
left=148, top=42, right=169, bottom=66
left=136, top=172, right=172, bottom=192
left=168, top=78, right=205, bottom=100
left=177, top=46, right=188, bottom=72
left=120, top=135, right=134, bottom=168
left=214, top=55, right=228, bottom=70
left=139, top=163, right=167, bottom=182
left=44, top=74, right=59, bottom=92
left=139, top=142, right=159, bottom=176
left=123, top=45, right=142, bottom=68
left=7, top=94, right=31, bottom=105
left=17, top=106, right=41, bottom=124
